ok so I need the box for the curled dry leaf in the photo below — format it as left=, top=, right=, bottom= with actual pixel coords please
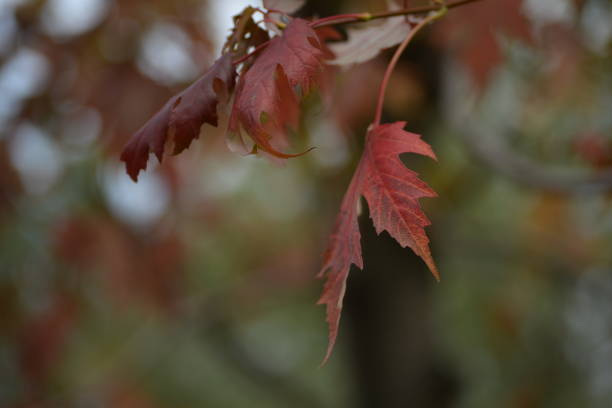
left=228, top=18, right=325, bottom=158
left=120, top=53, right=236, bottom=181
left=318, top=122, right=438, bottom=363
left=329, top=4, right=412, bottom=67
left=224, top=7, right=270, bottom=58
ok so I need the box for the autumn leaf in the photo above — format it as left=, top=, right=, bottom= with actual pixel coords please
left=20, top=296, right=76, bottom=384
left=228, top=18, right=325, bottom=158
left=120, top=53, right=236, bottom=182
left=315, top=26, right=343, bottom=59
left=318, top=122, right=439, bottom=363
left=329, top=4, right=412, bottom=67
left=224, top=7, right=270, bottom=59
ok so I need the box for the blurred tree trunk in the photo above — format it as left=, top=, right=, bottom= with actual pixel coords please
left=344, top=212, right=458, bottom=407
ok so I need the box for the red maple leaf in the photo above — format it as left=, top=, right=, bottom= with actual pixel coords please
left=318, top=122, right=439, bottom=363
left=120, top=53, right=236, bottom=181
left=228, top=18, right=325, bottom=158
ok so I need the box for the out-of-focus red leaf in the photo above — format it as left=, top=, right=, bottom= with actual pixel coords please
left=315, top=26, right=343, bottom=59
left=19, top=297, right=77, bottom=385
left=331, top=60, right=385, bottom=132
left=53, top=215, right=185, bottom=313
left=0, top=142, right=22, bottom=217
left=120, top=54, right=236, bottom=181
left=314, top=26, right=342, bottom=109
left=318, top=122, right=438, bottom=363
left=575, top=132, right=612, bottom=169
left=108, top=382, right=161, bottom=408
left=432, top=0, right=531, bottom=88
left=228, top=18, right=325, bottom=158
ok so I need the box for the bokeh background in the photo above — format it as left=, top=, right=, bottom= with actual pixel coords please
left=1, top=0, right=612, bottom=407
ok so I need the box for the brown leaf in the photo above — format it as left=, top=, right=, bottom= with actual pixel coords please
left=224, top=7, right=270, bottom=59
left=318, top=122, right=438, bottom=363
left=120, top=53, right=236, bottom=181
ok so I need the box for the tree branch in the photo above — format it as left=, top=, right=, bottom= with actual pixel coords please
left=460, top=125, right=612, bottom=195
left=311, top=0, right=484, bottom=28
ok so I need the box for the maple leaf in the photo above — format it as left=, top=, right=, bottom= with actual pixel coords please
left=329, top=4, right=412, bottom=67
left=224, top=7, right=270, bottom=58
left=318, top=122, right=439, bottom=363
left=228, top=18, right=325, bottom=158
left=120, top=53, right=236, bottom=181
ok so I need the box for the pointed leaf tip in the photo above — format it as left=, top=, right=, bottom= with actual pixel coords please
left=120, top=53, right=236, bottom=181
left=318, top=122, right=438, bottom=361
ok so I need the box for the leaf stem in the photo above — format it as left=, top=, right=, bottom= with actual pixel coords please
left=232, top=41, right=270, bottom=66
left=308, top=13, right=372, bottom=27
left=372, top=9, right=446, bottom=126
left=310, top=0, right=481, bottom=28
left=231, top=0, right=479, bottom=68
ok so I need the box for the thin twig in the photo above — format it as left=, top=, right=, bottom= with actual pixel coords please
left=311, top=0, right=483, bottom=28
left=232, top=41, right=270, bottom=66
left=231, top=0, right=483, bottom=67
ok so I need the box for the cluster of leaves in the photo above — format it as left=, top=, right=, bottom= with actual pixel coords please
left=120, top=0, right=464, bottom=361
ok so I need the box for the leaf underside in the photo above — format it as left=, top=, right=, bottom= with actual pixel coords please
left=329, top=8, right=411, bottom=67
left=318, top=122, right=439, bottom=363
